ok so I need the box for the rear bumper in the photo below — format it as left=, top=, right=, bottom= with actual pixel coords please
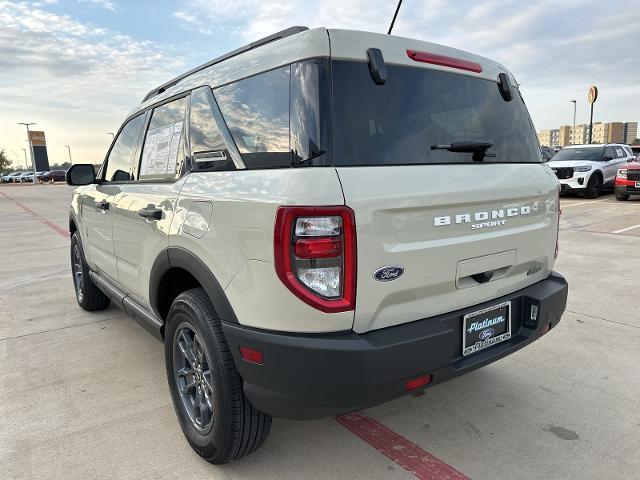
left=615, top=182, right=640, bottom=195
left=223, top=272, right=568, bottom=420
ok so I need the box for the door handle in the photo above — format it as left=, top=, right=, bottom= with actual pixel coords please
left=96, top=200, right=110, bottom=211
left=137, top=204, right=162, bottom=220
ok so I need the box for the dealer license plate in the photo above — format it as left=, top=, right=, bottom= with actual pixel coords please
left=462, top=301, right=511, bottom=356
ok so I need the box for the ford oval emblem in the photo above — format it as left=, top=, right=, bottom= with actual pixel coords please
left=373, top=266, right=404, bottom=282
left=479, top=328, right=495, bottom=341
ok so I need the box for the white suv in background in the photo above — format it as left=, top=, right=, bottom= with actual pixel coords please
left=548, top=143, right=634, bottom=198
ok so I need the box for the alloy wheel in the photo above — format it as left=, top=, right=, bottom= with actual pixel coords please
left=173, top=323, right=215, bottom=433
left=72, top=245, right=84, bottom=302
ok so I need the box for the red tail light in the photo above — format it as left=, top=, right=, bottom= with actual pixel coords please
left=294, top=237, right=342, bottom=259
left=406, top=49, right=483, bottom=73
left=274, top=206, right=356, bottom=313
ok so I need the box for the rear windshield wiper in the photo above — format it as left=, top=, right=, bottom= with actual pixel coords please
left=431, top=140, right=495, bottom=161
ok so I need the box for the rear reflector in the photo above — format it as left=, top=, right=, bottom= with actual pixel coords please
left=404, top=374, right=432, bottom=391
left=541, top=323, right=551, bottom=336
left=406, top=49, right=482, bottom=73
left=240, top=347, right=263, bottom=365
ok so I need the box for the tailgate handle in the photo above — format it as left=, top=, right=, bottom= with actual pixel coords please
left=470, top=271, right=494, bottom=284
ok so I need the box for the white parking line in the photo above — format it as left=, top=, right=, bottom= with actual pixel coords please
left=612, top=223, right=640, bottom=234
left=561, top=199, right=607, bottom=207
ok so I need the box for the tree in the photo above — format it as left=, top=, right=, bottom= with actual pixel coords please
left=0, top=149, right=11, bottom=173
left=51, top=161, right=71, bottom=170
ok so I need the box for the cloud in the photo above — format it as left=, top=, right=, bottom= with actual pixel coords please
left=173, top=0, right=640, bottom=130
left=77, top=0, right=117, bottom=12
left=0, top=0, right=187, bottom=164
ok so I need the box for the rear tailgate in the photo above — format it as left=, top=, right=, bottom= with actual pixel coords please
left=338, top=164, right=559, bottom=334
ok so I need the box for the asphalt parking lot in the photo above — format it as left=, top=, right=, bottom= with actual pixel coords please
left=1, top=184, right=639, bottom=480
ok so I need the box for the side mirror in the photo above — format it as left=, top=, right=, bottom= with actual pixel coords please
left=604, top=155, right=614, bottom=161
left=66, top=164, right=96, bottom=186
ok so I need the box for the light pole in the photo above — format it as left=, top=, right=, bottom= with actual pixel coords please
left=570, top=100, right=576, bottom=145
left=107, top=132, right=115, bottom=140
left=17, top=122, right=38, bottom=181
left=10, top=150, right=19, bottom=166
left=65, top=145, right=72, bottom=165
left=21, top=148, right=27, bottom=169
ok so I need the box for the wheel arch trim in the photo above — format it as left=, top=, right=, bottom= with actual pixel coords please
left=149, top=247, right=239, bottom=325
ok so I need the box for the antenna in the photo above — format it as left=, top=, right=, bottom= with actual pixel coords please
left=387, top=0, right=403, bottom=35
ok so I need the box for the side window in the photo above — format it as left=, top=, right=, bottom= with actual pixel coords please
left=215, top=66, right=291, bottom=169
left=139, top=97, right=187, bottom=180
left=614, top=146, right=625, bottom=158
left=602, top=147, right=613, bottom=160
left=189, top=87, right=235, bottom=171
left=290, top=59, right=330, bottom=166
left=103, top=114, right=145, bottom=182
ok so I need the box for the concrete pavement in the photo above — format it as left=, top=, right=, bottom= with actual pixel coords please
left=1, top=184, right=639, bottom=479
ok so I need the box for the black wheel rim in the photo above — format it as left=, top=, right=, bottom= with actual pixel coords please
left=72, top=245, right=84, bottom=302
left=173, top=323, right=215, bottom=433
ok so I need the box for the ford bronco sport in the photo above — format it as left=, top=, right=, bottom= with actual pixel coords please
left=66, top=26, right=568, bottom=464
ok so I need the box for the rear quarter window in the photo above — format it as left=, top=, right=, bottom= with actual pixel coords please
left=215, top=66, right=291, bottom=169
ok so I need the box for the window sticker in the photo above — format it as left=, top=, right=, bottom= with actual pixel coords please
left=141, top=121, right=183, bottom=176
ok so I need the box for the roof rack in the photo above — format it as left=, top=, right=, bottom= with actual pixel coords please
left=141, top=26, right=309, bottom=103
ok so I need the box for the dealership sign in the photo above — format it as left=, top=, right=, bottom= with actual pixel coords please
left=27, top=130, right=50, bottom=170
left=588, top=86, right=598, bottom=104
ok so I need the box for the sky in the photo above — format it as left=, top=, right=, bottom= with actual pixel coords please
left=1, top=0, right=639, bottom=167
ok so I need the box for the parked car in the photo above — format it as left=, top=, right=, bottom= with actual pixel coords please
left=541, top=145, right=555, bottom=161
left=32, top=171, right=49, bottom=182
left=64, top=26, right=568, bottom=464
left=17, top=172, right=35, bottom=183
left=38, top=169, right=67, bottom=182
left=547, top=143, right=635, bottom=198
left=615, top=161, right=640, bottom=200
left=1, top=172, right=24, bottom=183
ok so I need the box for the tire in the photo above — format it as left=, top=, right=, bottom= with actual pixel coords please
left=616, top=193, right=630, bottom=201
left=70, top=232, right=111, bottom=311
left=585, top=173, right=602, bottom=199
left=164, top=288, right=272, bottom=465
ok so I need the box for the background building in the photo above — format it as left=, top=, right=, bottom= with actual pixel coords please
left=558, top=126, right=571, bottom=147
left=591, top=122, right=607, bottom=144
left=624, top=122, right=638, bottom=144
left=540, top=121, right=637, bottom=147
left=571, top=124, right=588, bottom=145
left=538, top=130, right=553, bottom=147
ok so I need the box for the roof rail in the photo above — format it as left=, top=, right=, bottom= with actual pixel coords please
left=141, top=26, right=309, bottom=103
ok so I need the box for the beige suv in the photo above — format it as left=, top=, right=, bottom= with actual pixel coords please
left=66, top=26, right=568, bottom=464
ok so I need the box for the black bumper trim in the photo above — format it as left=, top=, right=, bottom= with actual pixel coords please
left=615, top=185, right=640, bottom=195
left=222, top=272, right=568, bottom=420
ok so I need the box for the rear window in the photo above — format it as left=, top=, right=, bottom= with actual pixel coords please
left=331, top=61, right=541, bottom=166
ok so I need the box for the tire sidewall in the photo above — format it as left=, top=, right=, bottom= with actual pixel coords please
left=70, top=232, right=89, bottom=307
left=164, top=293, right=237, bottom=462
left=586, top=173, right=602, bottom=198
